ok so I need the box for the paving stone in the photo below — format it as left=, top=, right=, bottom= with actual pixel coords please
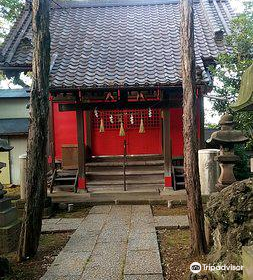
left=81, top=242, right=126, bottom=280
left=63, top=235, right=98, bottom=252
left=57, top=218, right=84, bottom=225
left=97, top=228, right=129, bottom=243
left=42, top=218, right=61, bottom=225
left=45, top=251, right=90, bottom=277
left=89, top=205, right=112, bottom=214
left=42, top=223, right=78, bottom=233
left=41, top=274, right=80, bottom=280
left=124, top=250, right=163, bottom=275
left=154, top=215, right=189, bottom=228
left=77, top=214, right=107, bottom=231
left=41, top=205, right=164, bottom=280
left=128, top=232, right=158, bottom=251
left=132, top=205, right=152, bottom=214
left=124, top=275, right=164, bottom=280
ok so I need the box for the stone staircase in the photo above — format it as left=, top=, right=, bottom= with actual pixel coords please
left=85, top=154, right=164, bottom=193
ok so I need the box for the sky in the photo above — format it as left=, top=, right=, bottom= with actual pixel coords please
left=0, top=0, right=245, bottom=125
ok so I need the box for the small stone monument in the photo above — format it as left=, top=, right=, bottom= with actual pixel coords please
left=207, top=113, right=248, bottom=191
left=0, top=139, right=21, bottom=254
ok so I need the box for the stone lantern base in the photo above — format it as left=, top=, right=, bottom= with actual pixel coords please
left=0, top=197, right=21, bottom=254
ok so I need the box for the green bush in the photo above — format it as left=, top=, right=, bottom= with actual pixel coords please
left=234, top=145, right=250, bottom=180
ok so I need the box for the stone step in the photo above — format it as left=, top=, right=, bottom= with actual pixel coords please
left=85, top=164, right=164, bottom=172
left=86, top=160, right=164, bottom=167
left=86, top=176, right=164, bottom=185
left=53, top=185, right=75, bottom=192
left=89, top=188, right=160, bottom=195
left=88, top=184, right=164, bottom=193
left=90, top=154, right=163, bottom=162
left=55, top=177, right=76, bottom=181
left=86, top=170, right=164, bottom=180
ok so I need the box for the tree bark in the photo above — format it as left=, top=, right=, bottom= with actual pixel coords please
left=18, top=0, right=50, bottom=261
left=180, top=0, right=207, bottom=256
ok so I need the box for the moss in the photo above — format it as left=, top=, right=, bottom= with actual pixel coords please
left=205, top=179, right=253, bottom=280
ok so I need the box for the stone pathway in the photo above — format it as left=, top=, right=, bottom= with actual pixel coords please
left=42, top=218, right=84, bottom=232
left=41, top=205, right=163, bottom=280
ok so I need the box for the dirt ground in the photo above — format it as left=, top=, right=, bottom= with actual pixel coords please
left=152, top=205, right=188, bottom=216
left=53, top=204, right=91, bottom=218
left=2, top=232, right=72, bottom=280
left=157, top=229, right=207, bottom=280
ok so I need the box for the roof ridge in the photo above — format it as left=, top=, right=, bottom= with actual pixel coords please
left=52, top=0, right=199, bottom=9
left=0, top=4, right=31, bottom=64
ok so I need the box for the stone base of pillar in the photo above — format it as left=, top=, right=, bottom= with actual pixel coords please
left=164, top=176, right=172, bottom=188
left=78, top=177, right=86, bottom=190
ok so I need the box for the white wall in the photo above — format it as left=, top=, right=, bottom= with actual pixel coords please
left=0, top=99, right=29, bottom=119
left=9, top=136, right=27, bottom=185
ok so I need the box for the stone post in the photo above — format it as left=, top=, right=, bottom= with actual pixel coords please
left=198, top=149, right=220, bottom=195
left=19, top=154, right=27, bottom=200
left=242, top=245, right=253, bottom=280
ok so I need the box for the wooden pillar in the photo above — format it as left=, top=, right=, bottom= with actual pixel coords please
left=76, top=108, right=86, bottom=189
left=48, top=99, right=55, bottom=169
left=85, top=111, right=92, bottom=159
left=199, top=92, right=205, bottom=149
left=163, top=109, right=172, bottom=188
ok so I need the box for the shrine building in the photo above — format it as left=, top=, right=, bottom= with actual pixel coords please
left=0, top=0, right=233, bottom=192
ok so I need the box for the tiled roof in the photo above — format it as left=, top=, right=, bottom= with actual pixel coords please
left=0, top=89, right=29, bottom=98
left=0, top=118, right=29, bottom=135
left=0, top=0, right=234, bottom=89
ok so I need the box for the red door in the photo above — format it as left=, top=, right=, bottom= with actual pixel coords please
left=91, top=109, right=162, bottom=156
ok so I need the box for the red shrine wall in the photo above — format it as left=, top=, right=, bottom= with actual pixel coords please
left=53, top=103, right=87, bottom=160
left=52, top=100, right=201, bottom=161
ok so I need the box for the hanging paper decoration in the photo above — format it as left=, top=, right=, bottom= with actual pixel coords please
left=110, top=114, right=114, bottom=124
left=94, top=108, right=99, bottom=118
left=148, top=108, right=152, bottom=118
left=99, top=118, right=105, bottom=133
left=119, top=121, right=125, bottom=136
left=130, top=113, right=134, bottom=124
left=139, top=118, right=145, bottom=133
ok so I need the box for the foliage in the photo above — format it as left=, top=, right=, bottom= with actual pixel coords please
left=234, top=144, right=250, bottom=181
left=0, top=0, right=24, bottom=41
left=209, top=3, right=253, bottom=149
left=205, top=123, right=219, bottom=129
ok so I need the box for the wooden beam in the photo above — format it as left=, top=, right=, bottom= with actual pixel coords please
left=163, top=109, right=172, bottom=188
left=76, top=107, right=86, bottom=190
left=59, top=100, right=181, bottom=112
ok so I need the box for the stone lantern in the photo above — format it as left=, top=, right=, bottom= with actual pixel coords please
left=207, top=113, right=248, bottom=191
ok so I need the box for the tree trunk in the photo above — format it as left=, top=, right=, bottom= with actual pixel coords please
left=180, top=0, right=207, bottom=256
left=18, top=0, right=50, bottom=261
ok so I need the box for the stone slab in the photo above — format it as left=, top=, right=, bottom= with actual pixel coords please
left=41, top=205, right=164, bottom=280
left=154, top=215, right=189, bottom=228
left=0, top=198, right=11, bottom=211
left=89, top=205, right=112, bottom=214
left=63, top=235, right=98, bottom=253
left=0, top=207, right=18, bottom=226
left=44, top=251, right=90, bottom=277
left=41, top=275, right=80, bottom=280
left=42, top=218, right=61, bottom=225
left=128, top=232, right=158, bottom=251
left=124, top=250, right=163, bottom=275
left=81, top=242, right=126, bottom=280
left=124, top=275, right=164, bottom=280
left=57, top=218, right=84, bottom=225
